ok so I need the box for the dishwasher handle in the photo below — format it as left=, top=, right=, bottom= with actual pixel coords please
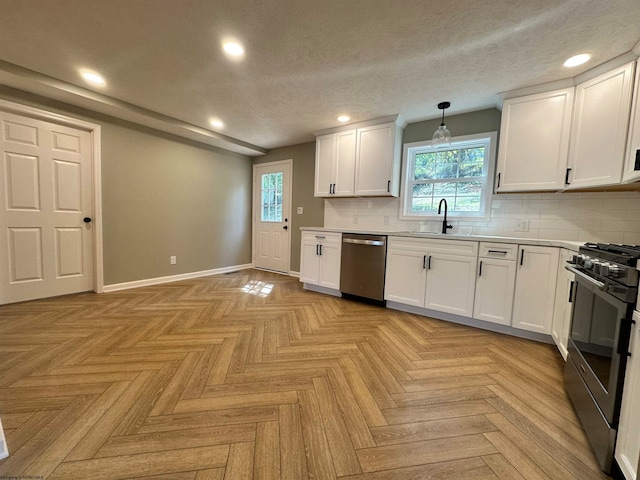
left=343, top=238, right=385, bottom=246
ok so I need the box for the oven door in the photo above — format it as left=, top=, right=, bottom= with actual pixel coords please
left=566, top=266, right=634, bottom=424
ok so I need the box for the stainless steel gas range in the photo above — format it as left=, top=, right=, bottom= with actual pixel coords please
left=565, top=243, right=640, bottom=474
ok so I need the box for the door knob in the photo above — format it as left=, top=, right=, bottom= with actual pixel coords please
left=83, top=217, right=92, bottom=223
left=282, top=225, right=288, bottom=230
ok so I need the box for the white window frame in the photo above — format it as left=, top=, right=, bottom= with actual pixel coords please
left=399, top=132, right=497, bottom=221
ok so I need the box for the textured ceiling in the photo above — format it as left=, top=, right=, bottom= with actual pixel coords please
left=0, top=0, right=639, bottom=152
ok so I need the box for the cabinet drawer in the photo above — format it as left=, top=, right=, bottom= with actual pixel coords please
left=479, top=242, right=518, bottom=260
left=302, top=231, right=341, bottom=245
left=389, top=236, right=478, bottom=257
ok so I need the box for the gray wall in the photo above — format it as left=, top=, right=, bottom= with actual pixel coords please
left=0, top=87, right=253, bottom=285
left=403, top=108, right=502, bottom=144
left=253, top=142, right=324, bottom=273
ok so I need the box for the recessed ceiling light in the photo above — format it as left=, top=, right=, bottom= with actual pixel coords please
left=563, top=53, right=591, bottom=68
left=337, top=115, right=350, bottom=122
left=80, top=70, right=106, bottom=87
left=210, top=119, right=224, bottom=129
left=223, top=41, right=245, bottom=57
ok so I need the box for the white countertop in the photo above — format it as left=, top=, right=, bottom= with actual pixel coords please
left=300, top=227, right=584, bottom=252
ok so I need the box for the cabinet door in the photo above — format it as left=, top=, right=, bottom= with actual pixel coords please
left=354, top=123, right=395, bottom=196
left=314, top=134, right=335, bottom=197
left=334, top=130, right=356, bottom=196
left=615, top=311, right=640, bottom=480
left=425, top=253, right=477, bottom=317
left=384, top=248, right=427, bottom=307
left=512, top=246, right=559, bottom=334
left=551, top=249, right=574, bottom=359
left=623, top=60, right=640, bottom=184
left=318, top=242, right=341, bottom=290
left=473, top=258, right=516, bottom=326
left=567, top=62, right=635, bottom=189
left=300, top=240, right=320, bottom=284
left=496, top=89, right=574, bottom=192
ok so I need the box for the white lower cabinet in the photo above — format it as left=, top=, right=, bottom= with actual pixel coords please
left=551, top=249, right=574, bottom=359
left=512, top=245, right=560, bottom=334
left=473, top=244, right=517, bottom=326
left=300, top=231, right=341, bottom=289
left=615, top=310, right=640, bottom=480
left=385, top=237, right=478, bottom=317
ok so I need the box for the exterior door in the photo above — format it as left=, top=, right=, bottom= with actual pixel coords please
left=0, top=110, right=93, bottom=304
left=253, top=160, right=292, bottom=273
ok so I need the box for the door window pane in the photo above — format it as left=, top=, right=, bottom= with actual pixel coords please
left=261, top=172, right=284, bottom=222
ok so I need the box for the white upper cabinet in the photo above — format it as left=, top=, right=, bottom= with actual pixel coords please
left=314, top=132, right=356, bottom=197
left=314, top=134, right=336, bottom=197
left=496, top=88, right=574, bottom=192
left=314, top=116, right=403, bottom=198
left=623, top=60, right=640, bottom=184
left=354, top=123, right=401, bottom=196
left=566, top=62, right=635, bottom=189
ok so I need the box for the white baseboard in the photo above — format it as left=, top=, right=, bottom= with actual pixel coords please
left=103, top=263, right=254, bottom=292
left=0, top=417, right=8, bottom=460
left=288, top=271, right=300, bottom=278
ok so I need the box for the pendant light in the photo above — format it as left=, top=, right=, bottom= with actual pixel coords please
left=432, top=101, right=452, bottom=146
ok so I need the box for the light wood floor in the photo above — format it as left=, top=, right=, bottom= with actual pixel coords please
left=0, top=269, right=608, bottom=479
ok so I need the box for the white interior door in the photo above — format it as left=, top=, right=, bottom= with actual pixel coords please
left=253, top=160, right=292, bottom=273
left=0, top=110, right=93, bottom=304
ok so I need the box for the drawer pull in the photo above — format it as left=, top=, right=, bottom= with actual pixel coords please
left=487, top=250, right=508, bottom=255
left=315, top=235, right=326, bottom=240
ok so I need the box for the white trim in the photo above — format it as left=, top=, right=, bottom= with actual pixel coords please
left=252, top=159, right=293, bottom=274
left=103, top=263, right=254, bottom=292
left=313, top=114, right=406, bottom=136
left=303, top=283, right=342, bottom=297
left=0, top=99, right=104, bottom=295
left=398, top=132, right=497, bottom=222
left=0, top=417, right=8, bottom=460
left=288, top=271, right=300, bottom=278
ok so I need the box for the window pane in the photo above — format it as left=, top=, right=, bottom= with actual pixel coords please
left=412, top=197, right=433, bottom=211
left=457, top=181, right=482, bottom=195
left=455, top=196, right=481, bottom=212
left=435, top=163, right=458, bottom=179
left=275, top=205, right=282, bottom=222
left=414, top=153, right=436, bottom=180
left=434, top=182, right=457, bottom=196
left=262, top=206, right=269, bottom=221
left=262, top=174, right=269, bottom=189
left=412, top=183, right=433, bottom=196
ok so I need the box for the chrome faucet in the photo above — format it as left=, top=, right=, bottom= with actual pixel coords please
left=437, top=198, right=453, bottom=234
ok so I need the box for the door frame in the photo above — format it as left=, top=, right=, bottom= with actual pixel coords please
left=252, top=159, right=293, bottom=274
left=0, top=99, right=104, bottom=293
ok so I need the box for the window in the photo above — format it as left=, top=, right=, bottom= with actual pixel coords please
left=401, top=132, right=497, bottom=220
left=261, top=172, right=283, bottom=222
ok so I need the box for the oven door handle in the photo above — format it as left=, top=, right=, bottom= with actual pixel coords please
left=565, top=265, right=606, bottom=291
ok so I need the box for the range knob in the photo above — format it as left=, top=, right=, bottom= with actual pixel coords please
left=584, top=258, right=593, bottom=269
left=600, top=263, right=610, bottom=276
left=609, top=265, right=623, bottom=278
left=592, top=260, right=602, bottom=274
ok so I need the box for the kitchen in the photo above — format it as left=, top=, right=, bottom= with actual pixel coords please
left=1, top=1, right=640, bottom=478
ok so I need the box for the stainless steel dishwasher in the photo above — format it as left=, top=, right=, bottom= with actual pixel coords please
left=340, top=233, right=387, bottom=303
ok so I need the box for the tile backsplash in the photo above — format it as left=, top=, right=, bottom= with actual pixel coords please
left=324, top=191, right=640, bottom=244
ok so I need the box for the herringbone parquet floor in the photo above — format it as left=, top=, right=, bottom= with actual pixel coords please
left=0, top=269, right=607, bottom=479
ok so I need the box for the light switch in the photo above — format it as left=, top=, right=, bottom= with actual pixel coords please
left=297, top=207, right=304, bottom=214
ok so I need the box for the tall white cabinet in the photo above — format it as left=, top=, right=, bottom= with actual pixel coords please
left=624, top=60, right=640, bottom=184
left=615, top=310, right=640, bottom=480
left=511, top=245, right=560, bottom=335
left=496, top=88, right=574, bottom=192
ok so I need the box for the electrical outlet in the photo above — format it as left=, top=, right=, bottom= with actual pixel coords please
left=297, top=206, right=304, bottom=214
left=353, top=216, right=358, bottom=224
left=383, top=215, right=390, bottom=225
left=170, top=256, right=177, bottom=265
left=515, top=219, right=530, bottom=232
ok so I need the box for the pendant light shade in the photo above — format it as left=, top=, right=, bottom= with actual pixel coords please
left=432, top=101, right=452, bottom=146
